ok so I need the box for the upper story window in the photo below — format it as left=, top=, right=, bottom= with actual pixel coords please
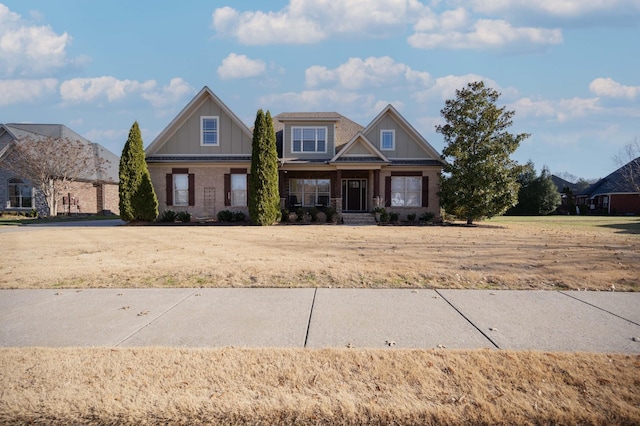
left=292, top=127, right=326, bottom=153
left=381, top=130, right=395, bottom=150
left=201, top=116, right=219, bottom=146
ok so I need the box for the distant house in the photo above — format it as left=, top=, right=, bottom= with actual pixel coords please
left=0, top=124, right=120, bottom=216
left=145, top=86, right=444, bottom=221
left=551, top=174, right=579, bottom=214
left=575, top=158, right=640, bottom=215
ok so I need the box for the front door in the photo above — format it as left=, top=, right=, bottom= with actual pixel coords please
left=342, top=179, right=367, bottom=211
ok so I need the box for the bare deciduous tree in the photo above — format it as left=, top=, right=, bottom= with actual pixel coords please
left=0, top=136, right=106, bottom=216
left=614, top=137, right=640, bottom=194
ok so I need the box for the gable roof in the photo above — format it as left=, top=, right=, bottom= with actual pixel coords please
left=329, top=132, right=389, bottom=164
left=551, top=175, right=578, bottom=193
left=145, top=86, right=253, bottom=156
left=580, top=157, right=640, bottom=196
left=362, top=104, right=443, bottom=161
left=0, top=123, right=119, bottom=183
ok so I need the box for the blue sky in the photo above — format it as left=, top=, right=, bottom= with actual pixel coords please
left=1, top=0, right=639, bottom=180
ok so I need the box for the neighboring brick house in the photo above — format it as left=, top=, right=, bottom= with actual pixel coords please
left=575, top=157, right=640, bottom=215
left=0, top=124, right=120, bottom=216
left=145, top=86, right=444, bottom=220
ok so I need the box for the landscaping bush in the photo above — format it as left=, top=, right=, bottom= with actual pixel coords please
left=316, top=211, right=327, bottom=223
left=308, top=207, right=319, bottom=222
left=419, top=211, right=435, bottom=223
left=158, top=210, right=177, bottom=223
left=232, top=211, right=246, bottom=222
left=296, top=208, right=305, bottom=222
left=407, top=213, right=416, bottom=222
left=176, top=211, right=191, bottom=223
left=325, top=207, right=337, bottom=223
left=379, top=210, right=389, bottom=223
left=389, top=212, right=400, bottom=223
left=217, top=210, right=233, bottom=222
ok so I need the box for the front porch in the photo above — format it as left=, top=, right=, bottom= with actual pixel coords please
left=279, top=169, right=382, bottom=214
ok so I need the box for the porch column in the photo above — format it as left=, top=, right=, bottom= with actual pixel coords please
left=334, top=170, right=342, bottom=214
left=373, top=169, right=380, bottom=198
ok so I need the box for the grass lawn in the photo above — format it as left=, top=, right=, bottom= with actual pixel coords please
left=1, top=215, right=639, bottom=425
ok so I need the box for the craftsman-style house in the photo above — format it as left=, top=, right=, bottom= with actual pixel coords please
left=145, top=86, right=444, bottom=221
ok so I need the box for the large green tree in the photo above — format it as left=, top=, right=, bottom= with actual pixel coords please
left=508, top=162, right=561, bottom=215
left=437, top=81, right=529, bottom=225
left=119, top=121, right=158, bottom=222
left=248, top=109, right=280, bottom=225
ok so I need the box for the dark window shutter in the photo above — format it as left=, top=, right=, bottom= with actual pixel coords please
left=224, top=174, right=231, bottom=206
left=422, top=176, right=429, bottom=207
left=188, top=174, right=195, bottom=206
left=166, top=174, right=173, bottom=206
left=385, top=176, right=391, bottom=207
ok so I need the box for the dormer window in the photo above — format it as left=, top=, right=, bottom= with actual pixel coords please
left=292, top=127, right=326, bottom=153
left=201, top=116, right=219, bottom=146
left=381, top=130, right=395, bottom=150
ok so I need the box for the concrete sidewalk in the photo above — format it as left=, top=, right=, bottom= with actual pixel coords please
left=1, top=288, right=639, bottom=352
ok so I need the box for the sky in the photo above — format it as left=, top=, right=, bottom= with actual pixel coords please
left=1, top=0, right=639, bottom=181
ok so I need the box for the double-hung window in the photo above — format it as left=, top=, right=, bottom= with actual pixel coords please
left=391, top=176, right=421, bottom=207
left=201, top=116, right=219, bottom=146
left=292, top=127, right=326, bottom=153
left=7, top=178, right=33, bottom=208
left=173, top=174, right=189, bottom=206
left=381, top=130, right=395, bottom=150
left=231, top=174, right=247, bottom=206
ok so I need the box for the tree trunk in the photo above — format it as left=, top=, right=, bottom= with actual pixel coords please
left=467, top=217, right=474, bottom=225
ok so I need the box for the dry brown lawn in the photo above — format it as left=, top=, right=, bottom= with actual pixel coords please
left=1, top=348, right=639, bottom=425
left=0, top=215, right=638, bottom=291
left=1, top=216, right=639, bottom=424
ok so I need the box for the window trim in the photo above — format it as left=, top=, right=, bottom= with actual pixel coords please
left=390, top=176, right=421, bottom=207
left=173, top=174, right=189, bottom=207
left=289, top=178, right=331, bottom=207
left=230, top=173, right=247, bottom=207
left=380, top=129, right=395, bottom=151
left=200, top=116, right=219, bottom=146
left=7, top=178, right=33, bottom=209
left=291, top=126, right=328, bottom=153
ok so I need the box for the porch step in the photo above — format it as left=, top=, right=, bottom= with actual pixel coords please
left=341, top=212, right=377, bottom=226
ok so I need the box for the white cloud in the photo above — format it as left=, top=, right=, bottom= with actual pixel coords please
left=412, top=74, right=511, bottom=102
left=305, top=56, right=431, bottom=90
left=512, top=96, right=602, bottom=122
left=212, top=0, right=428, bottom=45
left=0, top=78, right=58, bottom=106
left=0, top=4, right=80, bottom=77
left=217, top=53, right=266, bottom=80
left=408, top=18, right=562, bottom=50
left=589, top=78, right=640, bottom=99
left=141, top=77, right=194, bottom=108
left=463, top=0, right=640, bottom=19
left=59, top=76, right=157, bottom=103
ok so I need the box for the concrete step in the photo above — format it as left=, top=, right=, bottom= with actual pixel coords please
left=341, top=213, right=377, bottom=225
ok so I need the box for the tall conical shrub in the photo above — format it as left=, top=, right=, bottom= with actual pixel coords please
left=249, top=109, right=280, bottom=225
left=119, top=121, right=158, bottom=221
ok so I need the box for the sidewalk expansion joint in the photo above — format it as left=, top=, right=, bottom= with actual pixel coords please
left=435, top=289, right=500, bottom=349
left=115, top=289, right=199, bottom=347
left=559, top=291, right=640, bottom=327
left=303, top=288, right=318, bottom=348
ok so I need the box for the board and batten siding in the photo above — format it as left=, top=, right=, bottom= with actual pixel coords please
left=154, top=98, right=252, bottom=156
left=364, top=115, right=429, bottom=159
left=282, top=121, right=335, bottom=159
